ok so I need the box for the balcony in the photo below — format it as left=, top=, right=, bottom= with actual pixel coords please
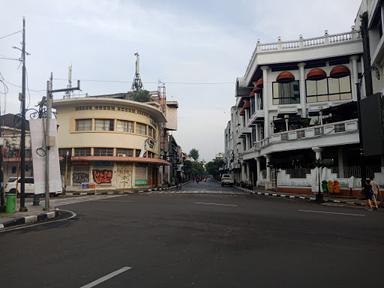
left=256, top=119, right=359, bottom=152
left=239, top=126, right=252, bottom=137
left=248, top=110, right=265, bottom=126
left=243, top=29, right=361, bottom=83
left=256, top=30, right=360, bottom=53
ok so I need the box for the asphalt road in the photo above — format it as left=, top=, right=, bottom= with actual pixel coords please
left=1, top=180, right=383, bottom=288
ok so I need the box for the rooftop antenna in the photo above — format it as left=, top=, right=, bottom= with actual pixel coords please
left=64, top=65, right=72, bottom=99
left=131, top=52, right=143, bottom=91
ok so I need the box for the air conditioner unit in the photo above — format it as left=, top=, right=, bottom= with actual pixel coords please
left=117, top=153, right=127, bottom=157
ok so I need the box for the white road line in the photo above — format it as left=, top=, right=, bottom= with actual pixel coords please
left=80, top=266, right=132, bottom=288
left=298, top=209, right=365, bottom=217
left=193, top=202, right=238, bottom=207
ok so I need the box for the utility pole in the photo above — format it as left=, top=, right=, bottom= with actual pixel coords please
left=19, top=17, right=27, bottom=212
left=43, top=74, right=80, bottom=211
left=0, top=115, right=4, bottom=212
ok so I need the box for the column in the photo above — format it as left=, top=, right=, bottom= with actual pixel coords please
left=246, top=162, right=250, bottom=184
left=338, top=148, right=344, bottom=178
left=256, top=157, right=261, bottom=186
left=350, top=55, right=359, bottom=101
left=265, top=154, right=271, bottom=189
left=298, top=62, right=306, bottom=117
left=261, top=66, right=270, bottom=139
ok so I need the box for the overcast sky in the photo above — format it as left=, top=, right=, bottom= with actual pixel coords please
left=1, top=0, right=361, bottom=160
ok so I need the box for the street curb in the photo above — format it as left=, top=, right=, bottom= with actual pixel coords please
left=235, top=186, right=366, bottom=207
left=0, top=210, right=59, bottom=230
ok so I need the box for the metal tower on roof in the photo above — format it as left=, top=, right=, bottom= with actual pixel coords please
left=131, top=52, right=143, bottom=91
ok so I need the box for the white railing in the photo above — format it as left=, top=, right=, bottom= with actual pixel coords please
left=255, top=119, right=358, bottom=149
left=244, top=29, right=360, bottom=78
left=256, top=30, right=360, bottom=53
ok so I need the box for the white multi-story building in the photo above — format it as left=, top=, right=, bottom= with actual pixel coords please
left=224, top=6, right=384, bottom=196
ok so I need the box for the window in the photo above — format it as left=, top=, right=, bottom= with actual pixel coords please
left=135, top=149, right=141, bottom=157
left=94, top=148, right=114, bottom=156
left=116, top=120, right=134, bottom=133
left=306, top=76, right=351, bottom=103
left=74, top=148, right=91, bottom=156
left=272, top=81, right=300, bottom=105
left=95, top=119, right=114, bottom=131
left=76, top=119, right=92, bottom=131
left=148, top=126, right=156, bottom=139
left=136, top=123, right=147, bottom=135
left=59, top=148, right=72, bottom=158
left=116, top=148, right=134, bottom=157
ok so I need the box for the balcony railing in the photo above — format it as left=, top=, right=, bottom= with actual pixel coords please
left=255, top=119, right=358, bottom=149
left=256, top=30, right=360, bottom=53
left=244, top=29, right=360, bottom=79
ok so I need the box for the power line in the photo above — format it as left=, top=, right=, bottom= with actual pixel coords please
left=3, top=78, right=45, bottom=93
left=52, top=77, right=234, bottom=85
left=0, top=30, right=22, bottom=40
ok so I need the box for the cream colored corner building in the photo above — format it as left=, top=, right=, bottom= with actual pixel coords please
left=53, top=96, right=170, bottom=191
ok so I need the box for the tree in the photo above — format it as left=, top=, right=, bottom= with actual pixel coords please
left=127, top=90, right=151, bottom=102
left=189, top=148, right=199, bottom=161
left=205, top=157, right=225, bottom=180
left=183, top=160, right=206, bottom=179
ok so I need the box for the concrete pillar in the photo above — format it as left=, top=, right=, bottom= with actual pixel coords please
left=246, top=162, right=250, bottom=184
left=338, top=148, right=344, bottom=178
left=261, top=66, right=270, bottom=139
left=265, top=154, right=271, bottom=189
left=313, top=147, right=323, bottom=161
left=256, top=157, right=261, bottom=186
left=360, top=58, right=366, bottom=97
left=350, top=56, right=359, bottom=101
left=298, top=62, right=306, bottom=117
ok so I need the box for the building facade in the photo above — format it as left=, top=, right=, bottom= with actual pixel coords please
left=53, top=96, right=170, bottom=191
left=224, top=20, right=384, bottom=195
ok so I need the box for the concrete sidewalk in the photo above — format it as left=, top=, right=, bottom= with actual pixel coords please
left=0, top=201, right=57, bottom=229
left=235, top=186, right=368, bottom=207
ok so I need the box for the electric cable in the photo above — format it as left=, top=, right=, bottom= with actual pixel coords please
left=0, top=30, right=21, bottom=40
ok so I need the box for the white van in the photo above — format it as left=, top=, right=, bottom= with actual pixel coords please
left=5, top=177, right=35, bottom=195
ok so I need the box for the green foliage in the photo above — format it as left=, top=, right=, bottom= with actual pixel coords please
left=127, top=90, right=151, bottom=102
left=183, top=160, right=205, bottom=178
left=188, top=148, right=199, bottom=161
left=205, top=157, right=225, bottom=180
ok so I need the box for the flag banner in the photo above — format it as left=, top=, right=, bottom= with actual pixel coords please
left=30, top=119, right=62, bottom=194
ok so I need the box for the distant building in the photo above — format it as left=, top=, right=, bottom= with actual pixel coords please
left=53, top=96, right=170, bottom=190
left=0, top=114, right=32, bottom=182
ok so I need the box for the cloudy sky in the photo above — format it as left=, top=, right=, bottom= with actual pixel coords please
left=1, top=0, right=361, bottom=160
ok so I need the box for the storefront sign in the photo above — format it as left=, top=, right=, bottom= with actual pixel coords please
left=135, top=179, right=147, bottom=186
left=93, top=169, right=113, bottom=184
left=94, top=161, right=113, bottom=167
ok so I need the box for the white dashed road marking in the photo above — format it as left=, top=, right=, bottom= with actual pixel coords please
left=298, top=209, right=365, bottom=217
left=80, top=266, right=132, bottom=288
left=193, top=202, right=238, bottom=207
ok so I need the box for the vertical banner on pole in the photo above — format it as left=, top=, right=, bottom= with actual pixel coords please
left=30, top=119, right=62, bottom=194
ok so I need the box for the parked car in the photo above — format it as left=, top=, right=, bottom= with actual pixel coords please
left=221, top=174, right=234, bottom=186
left=5, top=177, right=35, bottom=195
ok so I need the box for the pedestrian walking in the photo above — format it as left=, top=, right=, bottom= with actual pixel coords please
left=369, top=177, right=382, bottom=208
left=364, top=179, right=378, bottom=210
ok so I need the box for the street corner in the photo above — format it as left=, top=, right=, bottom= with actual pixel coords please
left=0, top=209, right=71, bottom=231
